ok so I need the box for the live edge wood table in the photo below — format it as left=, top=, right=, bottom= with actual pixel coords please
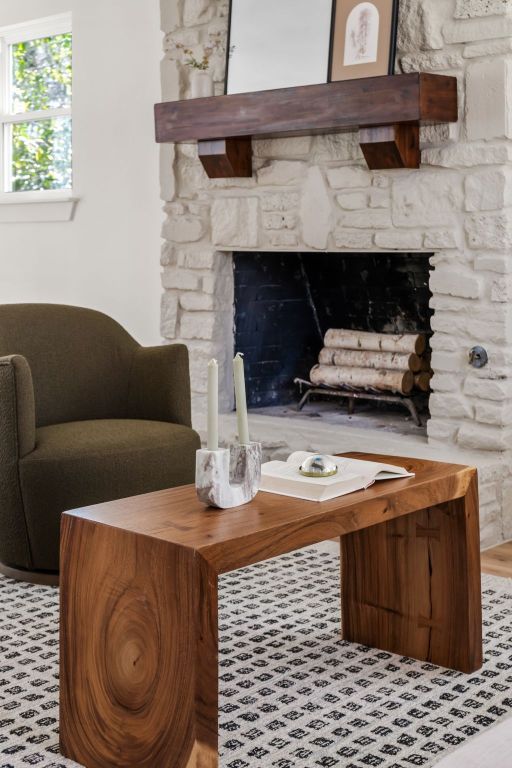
left=60, top=453, right=483, bottom=768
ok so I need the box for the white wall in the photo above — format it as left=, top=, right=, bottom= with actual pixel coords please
left=0, top=0, right=163, bottom=346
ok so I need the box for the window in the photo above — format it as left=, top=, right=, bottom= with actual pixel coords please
left=0, top=14, right=72, bottom=200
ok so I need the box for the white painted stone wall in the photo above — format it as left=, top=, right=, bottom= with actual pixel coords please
left=159, top=0, right=512, bottom=546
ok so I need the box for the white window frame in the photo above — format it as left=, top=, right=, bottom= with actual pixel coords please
left=0, top=13, right=75, bottom=215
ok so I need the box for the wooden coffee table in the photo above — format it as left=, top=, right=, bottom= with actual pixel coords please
left=60, top=453, right=482, bottom=768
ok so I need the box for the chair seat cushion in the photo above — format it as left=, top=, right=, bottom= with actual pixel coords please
left=19, top=419, right=200, bottom=571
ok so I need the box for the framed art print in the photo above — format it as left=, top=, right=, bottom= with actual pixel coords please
left=330, top=0, right=399, bottom=81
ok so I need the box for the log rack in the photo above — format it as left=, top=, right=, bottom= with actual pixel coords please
left=294, top=378, right=425, bottom=427
left=154, top=73, right=458, bottom=179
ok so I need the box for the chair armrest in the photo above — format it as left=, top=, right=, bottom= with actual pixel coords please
left=127, top=344, right=193, bottom=427
left=0, top=355, right=36, bottom=569
left=0, top=355, right=36, bottom=459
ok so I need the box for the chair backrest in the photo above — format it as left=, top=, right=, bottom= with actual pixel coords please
left=0, top=304, right=138, bottom=427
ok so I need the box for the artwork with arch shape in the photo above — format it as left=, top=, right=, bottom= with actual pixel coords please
left=330, top=0, right=399, bottom=82
left=344, top=3, right=380, bottom=66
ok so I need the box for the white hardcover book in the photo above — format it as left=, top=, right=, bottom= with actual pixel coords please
left=260, top=451, right=415, bottom=502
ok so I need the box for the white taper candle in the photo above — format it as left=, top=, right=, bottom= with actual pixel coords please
left=207, top=358, right=218, bottom=451
left=233, top=352, right=250, bottom=445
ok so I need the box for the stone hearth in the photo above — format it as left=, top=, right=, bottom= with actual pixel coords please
left=159, top=0, right=512, bottom=546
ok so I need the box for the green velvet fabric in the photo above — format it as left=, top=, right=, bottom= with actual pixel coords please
left=0, top=356, right=35, bottom=569
left=20, top=419, right=199, bottom=571
left=0, top=304, right=200, bottom=573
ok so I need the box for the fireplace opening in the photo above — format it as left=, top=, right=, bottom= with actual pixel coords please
left=234, top=251, right=433, bottom=433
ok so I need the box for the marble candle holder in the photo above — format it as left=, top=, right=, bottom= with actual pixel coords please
left=196, top=442, right=262, bottom=509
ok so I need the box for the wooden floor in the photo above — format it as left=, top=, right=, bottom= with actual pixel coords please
left=481, top=541, right=512, bottom=578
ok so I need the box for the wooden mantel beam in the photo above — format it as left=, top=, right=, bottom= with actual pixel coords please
left=154, top=73, right=458, bottom=177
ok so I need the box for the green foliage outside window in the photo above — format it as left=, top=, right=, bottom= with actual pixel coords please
left=10, top=32, right=72, bottom=192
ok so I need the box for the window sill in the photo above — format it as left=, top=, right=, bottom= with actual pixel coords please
left=0, top=195, right=78, bottom=223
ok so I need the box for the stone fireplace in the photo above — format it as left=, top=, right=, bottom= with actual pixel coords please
left=159, top=0, right=512, bottom=547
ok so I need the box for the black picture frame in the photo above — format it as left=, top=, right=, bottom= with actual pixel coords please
left=328, top=0, right=400, bottom=83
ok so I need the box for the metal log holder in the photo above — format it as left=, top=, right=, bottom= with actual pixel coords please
left=294, top=378, right=424, bottom=427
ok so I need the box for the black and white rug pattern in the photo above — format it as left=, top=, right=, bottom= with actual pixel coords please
left=0, top=546, right=511, bottom=768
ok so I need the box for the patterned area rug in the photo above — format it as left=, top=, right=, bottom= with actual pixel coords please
left=0, top=546, right=511, bottom=768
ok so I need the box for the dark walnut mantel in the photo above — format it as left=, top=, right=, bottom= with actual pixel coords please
left=154, top=73, right=458, bottom=178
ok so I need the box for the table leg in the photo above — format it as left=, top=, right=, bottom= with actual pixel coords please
left=340, top=475, right=482, bottom=673
left=60, top=516, right=218, bottom=768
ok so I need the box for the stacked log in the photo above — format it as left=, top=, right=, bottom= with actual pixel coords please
left=310, top=329, right=432, bottom=396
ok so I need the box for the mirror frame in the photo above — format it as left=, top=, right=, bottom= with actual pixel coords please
left=225, top=0, right=336, bottom=95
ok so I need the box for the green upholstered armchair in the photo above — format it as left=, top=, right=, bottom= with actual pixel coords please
left=0, top=304, right=200, bottom=582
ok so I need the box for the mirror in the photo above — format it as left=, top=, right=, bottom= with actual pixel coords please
left=226, top=0, right=334, bottom=95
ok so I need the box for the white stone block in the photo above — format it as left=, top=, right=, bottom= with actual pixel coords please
left=313, top=133, right=361, bottom=162
left=300, top=167, right=332, bottom=250
left=368, top=189, right=390, bottom=209
left=333, top=230, right=373, bottom=249
left=475, top=400, right=509, bottom=427
left=458, top=422, right=512, bottom=451
left=465, top=212, right=512, bottom=250
left=160, top=144, right=176, bottom=201
left=423, top=230, right=458, bottom=249
left=430, top=372, right=463, bottom=393
left=181, top=311, right=217, bottom=340
left=160, top=0, right=181, bottom=32
left=465, top=169, right=512, bottom=212
left=160, top=291, right=179, bottom=338
left=262, top=212, right=296, bottom=230
left=455, top=0, right=511, bottom=19
left=161, top=57, right=180, bottom=102
left=479, top=484, right=498, bottom=507
left=427, top=420, right=460, bottom=443
left=474, top=253, right=509, bottom=273
left=501, top=480, right=512, bottom=539
left=180, top=292, right=215, bottom=311
left=392, top=172, right=463, bottom=227
left=257, top=161, right=306, bottom=186
left=260, top=193, right=299, bottom=212
left=398, top=0, right=447, bottom=51
left=466, top=59, right=512, bottom=141
left=183, top=0, right=214, bottom=27
left=372, top=174, right=391, bottom=189
left=162, top=214, right=205, bottom=243
left=464, top=375, right=512, bottom=401
left=374, top=231, right=424, bottom=250
left=253, top=137, right=312, bottom=159
left=401, top=51, right=464, bottom=73
left=211, top=198, right=259, bottom=247
left=429, top=392, right=474, bottom=420
left=443, top=16, right=512, bottom=44
left=268, top=231, right=299, bottom=248
left=431, top=349, right=467, bottom=373
left=179, top=249, right=220, bottom=270
left=336, top=192, right=369, bottom=210
left=338, top=211, right=391, bottom=230
left=326, top=167, right=371, bottom=189
left=463, top=38, right=512, bottom=58
left=492, top=276, right=512, bottom=302
left=160, top=242, right=176, bottom=267
left=162, top=267, right=201, bottom=291
left=422, top=143, right=512, bottom=168
left=430, top=334, right=459, bottom=352
left=430, top=268, right=482, bottom=299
